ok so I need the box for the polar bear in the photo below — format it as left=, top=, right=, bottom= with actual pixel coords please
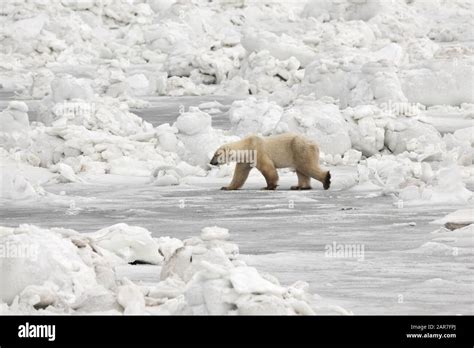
left=210, top=133, right=331, bottom=190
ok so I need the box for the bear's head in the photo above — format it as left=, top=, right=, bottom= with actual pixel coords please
left=210, top=146, right=231, bottom=166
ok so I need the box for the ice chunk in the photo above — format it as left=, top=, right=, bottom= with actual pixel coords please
left=241, top=29, right=315, bottom=68
left=229, top=97, right=283, bottom=137
left=200, top=226, right=229, bottom=241
left=400, top=60, right=474, bottom=106
left=280, top=98, right=351, bottom=155
left=0, top=225, right=99, bottom=305
left=175, top=108, right=212, bottom=136
left=385, top=119, right=442, bottom=155
left=117, top=279, right=146, bottom=314
left=432, top=208, right=474, bottom=227
left=0, top=101, right=30, bottom=150
left=50, top=75, right=94, bottom=103
left=150, top=165, right=181, bottom=186
left=88, top=224, right=163, bottom=265
left=228, top=267, right=286, bottom=296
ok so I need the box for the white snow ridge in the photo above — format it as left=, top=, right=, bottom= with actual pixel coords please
left=0, top=225, right=315, bottom=315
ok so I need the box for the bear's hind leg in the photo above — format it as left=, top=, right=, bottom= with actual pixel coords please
left=302, top=166, right=331, bottom=190
left=221, top=163, right=251, bottom=190
left=291, top=171, right=312, bottom=190
left=294, top=143, right=330, bottom=189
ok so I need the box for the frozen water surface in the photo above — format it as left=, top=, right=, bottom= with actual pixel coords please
left=3, top=172, right=471, bottom=314
left=132, top=95, right=235, bottom=130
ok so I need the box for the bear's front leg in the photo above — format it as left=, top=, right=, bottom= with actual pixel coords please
left=257, top=155, right=279, bottom=190
left=221, top=186, right=239, bottom=190
left=221, top=163, right=251, bottom=190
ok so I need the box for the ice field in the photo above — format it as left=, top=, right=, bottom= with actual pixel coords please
left=0, top=0, right=473, bottom=315
left=3, top=166, right=472, bottom=315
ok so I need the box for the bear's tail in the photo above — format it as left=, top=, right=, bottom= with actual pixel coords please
left=323, top=171, right=331, bottom=190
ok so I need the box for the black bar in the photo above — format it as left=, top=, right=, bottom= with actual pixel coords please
left=0, top=315, right=472, bottom=346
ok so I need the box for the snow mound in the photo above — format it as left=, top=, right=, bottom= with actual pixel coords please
left=432, top=208, right=474, bottom=226
left=280, top=97, right=351, bottom=156
left=300, top=59, right=407, bottom=108
left=175, top=107, right=239, bottom=168
left=159, top=227, right=315, bottom=315
left=400, top=60, right=474, bottom=106
left=229, top=97, right=284, bottom=137
left=0, top=224, right=321, bottom=315
left=201, top=226, right=229, bottom=241
left=0, top=225, right=101, bottom=307
left=175, top=107, right=212, bottom=136
left=237, top=50, right=302, bottom=97
left=229, top=96, right=351, bottom=156
left=411, top=224, right=473, bottom=256
left=0, top=170, right=45, bottom=200
left=0, top=101, right=30, bottom=150
left=241, top=29, right=315, bottom=68
left=87, top=223, right=164, bottom=265
left=303, top=0, right=396, bottom=22
left=358, top=154, right=473, bottom=205
left=149, top=160, right=207, bottom=186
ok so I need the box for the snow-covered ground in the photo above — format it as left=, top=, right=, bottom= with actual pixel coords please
left=1, top=0, right=473, bottom=315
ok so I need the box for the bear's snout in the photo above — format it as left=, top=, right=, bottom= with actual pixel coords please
left=210, top=158, right=218, bottom=165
